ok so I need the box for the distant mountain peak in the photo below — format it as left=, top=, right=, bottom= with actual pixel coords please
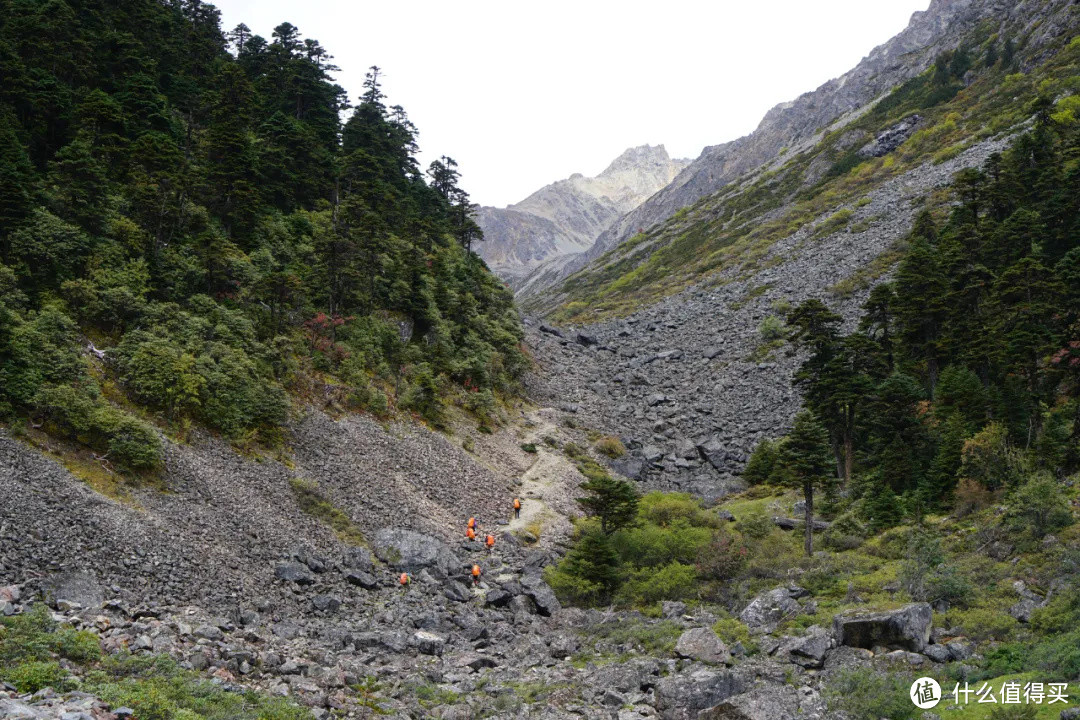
left=475, top=145, right=689, bottom=287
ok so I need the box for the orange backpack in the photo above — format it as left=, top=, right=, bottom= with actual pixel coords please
left=466, top=527, right=476, bottom=540
left=485, top=534, right=495, bottom=547
left=513, top=498, right=521, bottom=510
left=468, top=517, right=476, bottom=529
left=471, top=564, right=481, bottom=577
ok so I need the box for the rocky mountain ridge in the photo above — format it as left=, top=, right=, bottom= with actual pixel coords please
left=475, top=145, right=688, bottom=288
left=519, top=0, right=1074, bottom=299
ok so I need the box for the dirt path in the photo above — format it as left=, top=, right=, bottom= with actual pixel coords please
left=503, top=409, right=582, bottom=549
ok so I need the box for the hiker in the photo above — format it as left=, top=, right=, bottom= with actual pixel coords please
left=467, top=516, right=476, bottom=531
left=471, top=564, right=481, bottom=586
left=466, top=526, right=476, bottom=541
left=485, top=533, right=495, bottom=551
left=513, top=497, right=521, bottom=519
left=399, top=572, right=410, bottom=588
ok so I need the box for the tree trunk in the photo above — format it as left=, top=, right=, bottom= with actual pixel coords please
left=844, top=433, right=854, bottom=484
left=804, top=480, right=814, bottom=557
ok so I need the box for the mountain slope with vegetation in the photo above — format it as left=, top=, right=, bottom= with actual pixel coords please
left=529, top=0, right=1077, bottom=321
left=0, top=0, right=525, bottom=474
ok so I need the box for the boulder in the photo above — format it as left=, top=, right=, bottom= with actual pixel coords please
left=575, top=332, right=599, bottom=347
left=274, top=562, right=315, bottom=586
left=41, top=571, right=103, bottom=610
left=485, top=588, right=513, bottom=607
left=696, top=438, right=728, bottom=472
left=372, top=528, right=458, bottom=579
left=675, top=627, right=730, bottom=664
left=833, top=603, right=932, bottom=652
left=344, top=570, right=378, bottom=589
left=654, top=668, right=744, bottom=720
left=520, top=574, right=560, bottom=617
left=412, top=630, right=446, bottom=656
left=612, top=456, right=646, bottom=481
left=311, top=595, right=341, bottom=613
left=341, top=547, right=373, bottom=572
left=443, top=581, right=472, bottom=603
left=699, top=684, right=818, bottom=719
left=739, top=587, right=804, bottom=634
left=782, top=626, right=833, bottom=669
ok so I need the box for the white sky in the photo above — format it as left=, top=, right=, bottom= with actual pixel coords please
left=213, top=0, right=929, bottom=208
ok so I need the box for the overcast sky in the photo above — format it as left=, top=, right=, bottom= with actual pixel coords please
left=213, top=0, right=929, bottom=208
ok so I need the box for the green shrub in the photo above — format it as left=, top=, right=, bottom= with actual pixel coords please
left=615, top=562, right=697, bottom=605
left=1006, top=474, right=1072, bottom=540
left=824, top=667, right=919, bottom=720
left=3, top=660, right=70, bottom=693
left=737, top=510, right=774, bottom=539
left=520, top=442, right=537, bottom=454
left=758, top=315, right=785, bottom=342
left=594, top=435, right=626, bottom=458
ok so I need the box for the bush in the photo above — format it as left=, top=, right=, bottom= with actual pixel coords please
left=737, top=510, right=774, bottom=540
left=3, top=660, right=70, bottom=693
left=959, top=422, right=1022, bottom=490
left=1006, top=474, right=1072, bottom=540
left=824, top=668, right=919, bottom=720
left=594, top=435, right=626, bottom=458
left=758, top=315, right=785, bottom=342
left=520, top=442, right=537, bottom=454
left=615, top=562, right=697, bottom=605
left=743, top=439, right=781, bottom=485
left=696, top=529, right=748, bottom=581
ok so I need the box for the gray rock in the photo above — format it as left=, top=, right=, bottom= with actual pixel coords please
left=654, top=668, right=744, bottom=720
left=739, top=587, right=803, bottom=634
left=612, top=456, right=646, bottom=481
left=372, top=528, right=459, bottom=579
left=194, top=624, right=224, bottom=641
left=413, top=630, right=446, bottom=656
left=311, top=595, right=341, bottom=613
left=443, top=581, right=472, bottom=603
left=833, top=603, right=932, bottom=652
left=923, top=644, right=951, bottom=663
left=344, top=570, right=378, bottom=589
left=341, top=547, right=373, bottom=572
left=274, top=562, right=315, bottom=585
left=699, top=683, right=820, bottom=719
left=41, top=571, right=103, bottom=610
left=675, top=627, right=730, bottom=664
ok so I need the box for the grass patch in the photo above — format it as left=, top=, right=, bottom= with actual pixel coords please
left=0, top=606, right=311, bottom=720
left=288, top=478, right=366, bottom=545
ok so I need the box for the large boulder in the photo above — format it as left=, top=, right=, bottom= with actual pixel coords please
left=520, top=573, right=560, bottom=617
left=274, top=562, right=315, bottom=585
left=372, top=528, right=458, bottom=579
left=833, top=603, right=932, bottom=652
left=41, top=571, right=104, bottom=610
left=612, top=456, right=646, bottom=481
left=739, top=587, right=804, bottom=634
left=654, top=668, right=744, bottom=720
left=699, top=684, right=822, bottom=719
left=674, top=627, right=730, bottom=664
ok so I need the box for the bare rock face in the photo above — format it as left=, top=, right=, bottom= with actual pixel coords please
left=675, top=627, right=731, bottom=664
left=475, top=145, right=688, bottom=288
left=833, top=603, right=933, bottom=652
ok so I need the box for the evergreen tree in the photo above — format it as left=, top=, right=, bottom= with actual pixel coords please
left=578, top=475, right=639, bottom=535
left=777, top=410, right=833, bottom=556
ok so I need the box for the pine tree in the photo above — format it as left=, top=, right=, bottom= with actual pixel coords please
left=578, top=475, right=639, bottom=535
left=777, top=410, right=833, bottom=555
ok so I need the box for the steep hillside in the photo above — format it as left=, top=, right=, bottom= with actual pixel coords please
left=475, top=145, right=687, bottom=287
left=523, top=0, right=1076, bottom=304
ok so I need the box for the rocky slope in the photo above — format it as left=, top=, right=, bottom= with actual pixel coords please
left=527, top=133, right=1013, bottom=498
left=0, top=405, right=993, bottom=719
left=475, top=146, right=688, bottom=288
left=520, top=0, right=1075, bottom=298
